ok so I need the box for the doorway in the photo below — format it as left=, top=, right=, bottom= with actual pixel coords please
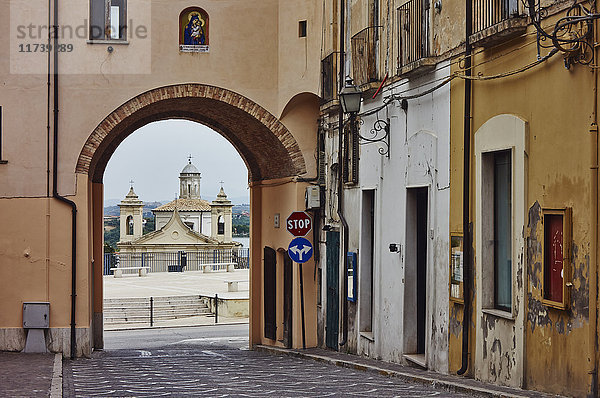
left=404, top=187, right=428, bottom=366
left=283, top=251, right=293, bottom=348
left=325, top=230, right=340, bottom=350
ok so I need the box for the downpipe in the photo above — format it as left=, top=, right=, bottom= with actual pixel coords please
left=51, top=0, right=78, bottom=359
left=457, top=0, right=473, bottom=376
left=338, top=0, right=349, bottom=348
left=590, top=4, right=599, bottom=394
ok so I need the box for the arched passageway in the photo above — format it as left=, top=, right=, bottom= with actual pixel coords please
left=79, top=84, right=319, bottom=353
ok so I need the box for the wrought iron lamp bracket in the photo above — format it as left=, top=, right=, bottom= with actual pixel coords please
left=356, top=117, right=390, bottom=158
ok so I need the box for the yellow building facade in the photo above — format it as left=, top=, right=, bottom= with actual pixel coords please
left=318, top=0, right=600, bottom=396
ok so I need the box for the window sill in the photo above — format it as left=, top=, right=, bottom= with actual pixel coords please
left=541, top=298, right=568, bottom=311
left=87, top=40, right=129, bottom=45
left=0, top=160, right=7, bottom=164
left=482, top=308, right=514, bottom=321
left=360, top=331, right=374, bottom=342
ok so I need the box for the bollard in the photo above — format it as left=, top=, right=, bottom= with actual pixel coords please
left=215, top=294, right=218, bottom=324
left=150, top=297, right=154, bottom=327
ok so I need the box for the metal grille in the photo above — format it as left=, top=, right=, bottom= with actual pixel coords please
left=351, top=26, right=382, bottom=86
left=397, top=0, right=430, bottom=69
left=472, top=0, right=519, bottom=34
left=103, top=248, right=250, bottom=275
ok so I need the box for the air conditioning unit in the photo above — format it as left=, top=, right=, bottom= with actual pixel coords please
left=305, top=185, right=320, bottom=210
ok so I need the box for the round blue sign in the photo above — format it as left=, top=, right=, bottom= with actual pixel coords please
left=287, top=237, right=313, bottom=263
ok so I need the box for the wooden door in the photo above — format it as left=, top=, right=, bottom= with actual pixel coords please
left=264, top=246, right=277, bottom=340
left=326, top=231, right=340, bottom=350
left=283, top=251, right=293, bottom=348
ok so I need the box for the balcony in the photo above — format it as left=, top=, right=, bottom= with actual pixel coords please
left=397, top=0, right=435, bottom=77
left=351, top=26, right=382, bottom=89
left=321, top=52, right=340, bottom=106
left=470, top=0, right=527, bottom=47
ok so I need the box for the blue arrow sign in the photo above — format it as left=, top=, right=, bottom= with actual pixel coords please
left=288, top=237, right=313, bottom=264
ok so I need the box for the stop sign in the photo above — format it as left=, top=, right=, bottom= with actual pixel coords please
left=286, top=211, right=312, bottom=237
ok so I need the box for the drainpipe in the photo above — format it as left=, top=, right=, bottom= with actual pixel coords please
left=51, top=0, right=78, bottom=359
left=457, top=0, right=472, bottom=376
left=590, top=3, right=599, bottom=393
left=338, top=0, right=349, bottom=348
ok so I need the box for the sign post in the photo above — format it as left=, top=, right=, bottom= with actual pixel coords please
left=286, top=211, right=313, bottom=349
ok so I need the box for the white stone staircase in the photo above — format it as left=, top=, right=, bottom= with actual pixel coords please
left=103, top=295, right=212, bottom=325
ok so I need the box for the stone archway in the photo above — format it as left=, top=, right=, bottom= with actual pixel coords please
left=81, top=83, right=311, bottom=351
left=77, top=83, right=307, bottom=183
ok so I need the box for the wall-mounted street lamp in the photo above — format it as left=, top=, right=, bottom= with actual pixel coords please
left=339, top=77, right=362, bottom=114
left=339, top=77, right=390, bottom=158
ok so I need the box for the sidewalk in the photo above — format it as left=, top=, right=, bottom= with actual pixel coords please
left=255, top=345, right=564, bottom=398
left=105, top=314, right=248, bottom=331
left=0, top=352, right=62, bottom=398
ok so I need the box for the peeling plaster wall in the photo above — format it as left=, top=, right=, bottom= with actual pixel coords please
left=473, top=114, right=527, bottom=388
left=447, top=10, right=596, bottom=392
left=524, top=202, right=591, bottom=395
left=342, top=62, right=450, bottom=372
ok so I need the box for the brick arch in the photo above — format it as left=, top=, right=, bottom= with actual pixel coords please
left=77, top=84, right=306, bottom=183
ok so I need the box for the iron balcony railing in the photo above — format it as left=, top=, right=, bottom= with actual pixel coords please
left=321, top=52, right=340, bottom=104
left=103, top=248, right=250, bottom=275
left=397, top=0, right=430, bottom=69
left=351, top=26, right=382, bottom=86
left=472, top=0, right=519, bottom=34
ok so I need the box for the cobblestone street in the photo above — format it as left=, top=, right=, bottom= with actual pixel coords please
left=62, top=326, right=473, bottom=397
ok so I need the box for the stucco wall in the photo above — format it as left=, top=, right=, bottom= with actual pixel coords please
left=338, top=62, right=450, bottom=372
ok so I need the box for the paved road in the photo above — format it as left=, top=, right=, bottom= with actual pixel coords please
left=64, top=326, right=472, bottom=397
left=104, top=324, right=249, bottom=350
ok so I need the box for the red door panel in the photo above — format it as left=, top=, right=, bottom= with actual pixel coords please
left=544, top=215, right=563, bottom=303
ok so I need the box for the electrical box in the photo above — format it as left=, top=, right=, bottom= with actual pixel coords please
left=305, top=185, right=320, bottom=210
left=23, top=302, right=50, bottom=329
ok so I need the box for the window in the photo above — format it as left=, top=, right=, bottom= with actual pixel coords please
left=480, top=149, right=513, bottom=313
left=184, top=221, right=194, bottom=230
left=126, top=215, right=133, bottom=235
left=298, top=20, right=307, bottom=37
left=542, top=208, right=572, bottom=309
left=342, top=122, right=358, bottom=184
left=493, top=150, right=512, bottom=311
left=217, top=215, right=225, bottom=235
left=90, top=0, right=127, bottom=41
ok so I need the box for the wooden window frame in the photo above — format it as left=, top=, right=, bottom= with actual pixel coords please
left=89, top=0, right=128, bottom=41
left=342, top=122, right=359, bottom=185
left=541, top=207, right=572, bottom=310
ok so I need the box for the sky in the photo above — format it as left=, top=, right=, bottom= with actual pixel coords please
left=103, top=120, right=250, bottom=205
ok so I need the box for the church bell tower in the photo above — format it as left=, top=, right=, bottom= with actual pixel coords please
left=118, top=185, right=144, bottom=243
left=211, top=186, right=233, bottom=243
left=179, top=156, right=202, bottom=199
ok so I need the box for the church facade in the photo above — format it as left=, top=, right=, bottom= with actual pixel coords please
left=117, top=160, right=238, bottom=254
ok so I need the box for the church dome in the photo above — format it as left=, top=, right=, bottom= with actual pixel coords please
left=181, top=161, right=200, bottom=174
